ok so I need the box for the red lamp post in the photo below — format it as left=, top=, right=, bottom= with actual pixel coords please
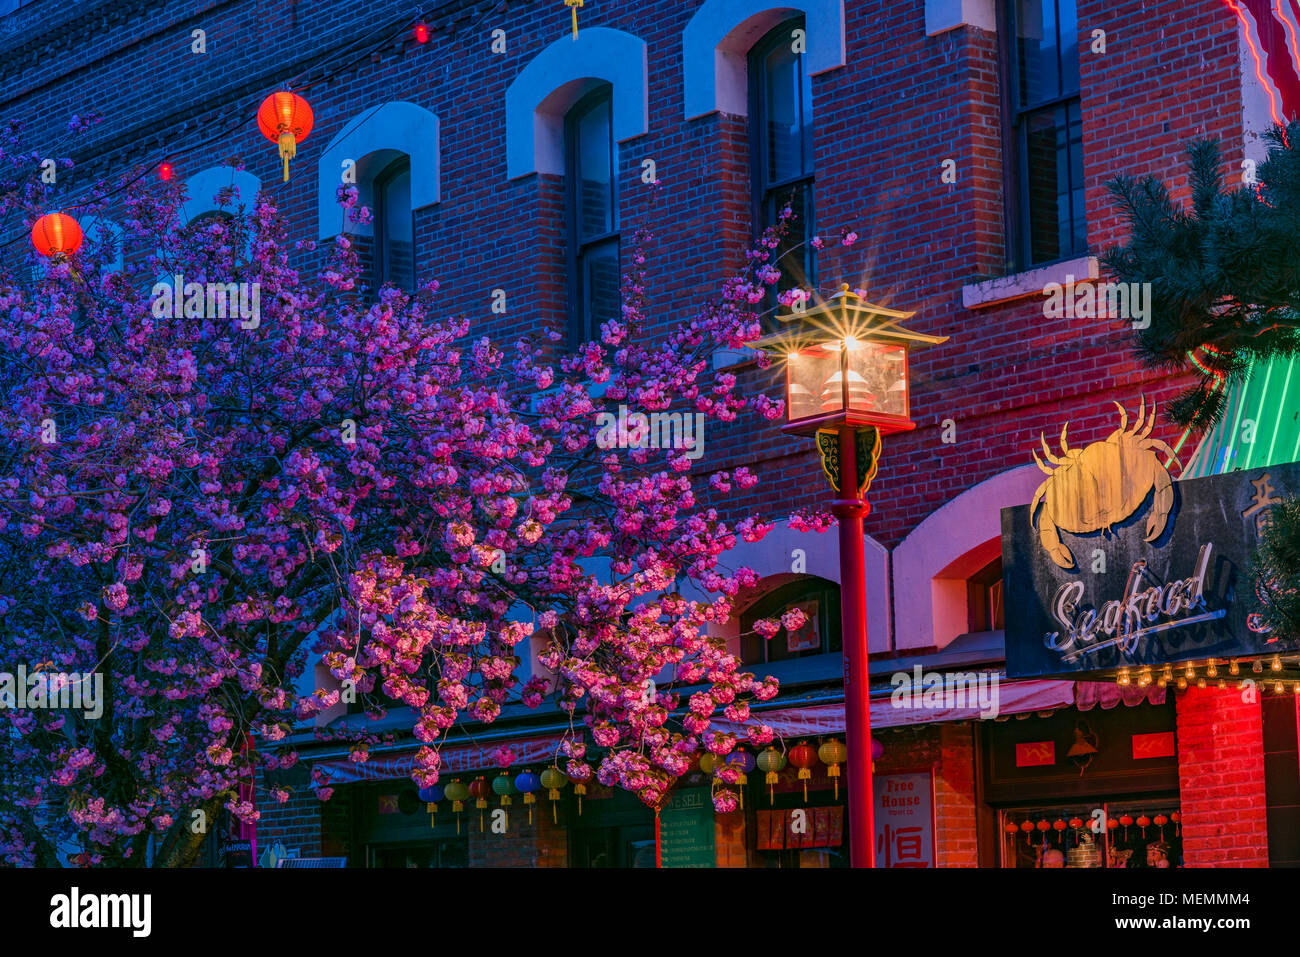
left=763, top=284, right=947, bottom=867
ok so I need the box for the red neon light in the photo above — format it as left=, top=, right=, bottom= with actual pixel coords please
left=1228, top=0, right=1285, bottom=125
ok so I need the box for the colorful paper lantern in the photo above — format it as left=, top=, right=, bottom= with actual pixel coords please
left=788, top=740, right=818, bottom=801
left=493, top=771, right=517, bottom=806
left=443, top=779, right=469, bottom=834
left=698, top=753, right=717, bottom=775
left=755, top=747, right=787, bottom=804
left=817, top=738, right=847, bottom=800
left=257, top=91, right=314, bottom=182
left=468, top=776, right=491, bottom=831
left=418, top=784, right=443, bottom=824
left=515, top=770, right=541, bottom=824
left=871, top=737, right=884, bottom=761
left=726, top=750, right=754, bottom=809
left=31, top=213, right=83, bottom=259
left=540, top=766, right=567, bottom=823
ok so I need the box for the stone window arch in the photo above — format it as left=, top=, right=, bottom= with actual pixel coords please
left=315, top=101, right=440, bottom=241
left=891, top=464, right=1043, bottom=651
left=681, top=0, right=846, bottom=120
left=504, top=27, right=648, bottom=180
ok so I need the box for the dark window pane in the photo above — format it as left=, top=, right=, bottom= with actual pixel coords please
left=577, top=97, right=613, bottom=241
left=380, top=165, right=414, bottom=290
left=766, top=181, right=814, bottom=293
left=1023, top=105, right=1084, bottom=264
left=1058, top=0, right=1079, bottom=95
left=583, top=239, right=620, bottom=339
left=1017, top=0, right=1061, bottom=106
left=764, top=41, right=807, bottom=183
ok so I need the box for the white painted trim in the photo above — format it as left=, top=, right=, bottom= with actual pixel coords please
left=961, top=255, right=1098, bottom=310
left=316, top=101, right=440, bottom=240
left=505, top=27, right=649, bottom=179
left=924, top=0, right=996, bottom=36
left=682, top=0, right=846, bottom=120
left=892, top=465, right=1042, bottom=651
left=179, top=166, right=261, bottom=226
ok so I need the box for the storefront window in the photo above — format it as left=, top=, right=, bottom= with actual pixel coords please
left=1000, top=799, right=1182, bottom=868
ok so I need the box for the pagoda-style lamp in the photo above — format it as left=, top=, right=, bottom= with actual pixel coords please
left=759, top=284, right=948, bottom=868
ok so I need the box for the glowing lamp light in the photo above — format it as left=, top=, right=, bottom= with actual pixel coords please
left=765, top=285, right=947, bottom=437
left=414, top=22, right=430, bottom=43
left=31, top=212, right=83, bottom=259
left=257, top=91, right=314, bottom=183
left=158, top=162, right=174, bottom=181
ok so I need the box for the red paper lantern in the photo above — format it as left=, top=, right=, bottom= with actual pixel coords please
left=257, top=91, right=314, bottom=183
left=31, top=213, right=83, bottom=259
left=788, top=740, right=818, bottom=801
left=1004, top=822, right=1020, bottom=835
left=467, top=775, right=491, bottom=831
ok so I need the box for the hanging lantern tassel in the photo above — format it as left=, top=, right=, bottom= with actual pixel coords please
left=442, top=780, right=469, bottom=836
left=755, top=747, right=787, bottom=805
left=818, top=739, right=847, bottom=801
left=789, top=741, right=818, bottom=802
left=277, top=130, right=296, bottom=182
left=574, top=783, right=586, bottom=815
left=427, top=802, right=437, bottom=826
left=523, top=791, right=535, bottom=824
left=540, top=767, right=566, bottom=824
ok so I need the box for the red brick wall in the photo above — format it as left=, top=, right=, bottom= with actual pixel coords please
left=255, top=785, right=325, bottom=860
left=875, top=723, right=979, bottom=866
left=1174, top=686, right=1270, bottom=867
left=466, top=806, right=569, bottom=867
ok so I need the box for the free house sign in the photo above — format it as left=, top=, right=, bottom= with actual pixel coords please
left=1002, top=401, right=1300, bottom=679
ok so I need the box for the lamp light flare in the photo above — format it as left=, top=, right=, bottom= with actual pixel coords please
left=414, top=22, right=430, bottom=43
left=158, top=162, right=174, bottom=181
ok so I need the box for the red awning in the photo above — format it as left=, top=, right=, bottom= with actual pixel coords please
left=313, top=731, right=567, bottom=785
left=711, top=678, right=1077, bottom=737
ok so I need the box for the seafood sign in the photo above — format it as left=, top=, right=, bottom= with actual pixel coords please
left=1044, top=543, right=1223, bottom=665
left=1002, top=456, right=1300, bottom=679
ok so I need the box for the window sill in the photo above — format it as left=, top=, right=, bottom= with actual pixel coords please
left=711, top=346, right=760, bottom=371
left=961, top=255, right=1098, bottom=310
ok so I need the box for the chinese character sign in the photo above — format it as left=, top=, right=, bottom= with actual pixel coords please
left=875, top=772, right=935, bottom=868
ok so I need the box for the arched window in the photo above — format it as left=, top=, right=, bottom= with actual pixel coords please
left=373, top=156, right=414, bottom=290
left=741, top=577, right=841, bottom=665
left=750, top=17, right=815, bottom=314
left=967, top=556, right=1005, bottom=633
left=566, top=86, right=620, bottom=344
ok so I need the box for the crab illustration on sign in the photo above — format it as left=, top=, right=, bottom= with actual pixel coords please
left=1030, top=399, right=1180, bottom=570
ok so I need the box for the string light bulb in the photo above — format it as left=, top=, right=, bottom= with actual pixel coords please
left=1272, top=655, right=1283, bottom=672
left=1206, top=659, right=1218, bottom=678
left=1230, top=659, right=1240, bottom=676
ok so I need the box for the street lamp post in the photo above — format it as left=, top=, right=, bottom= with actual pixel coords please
left=761, top=284, right=947, bottom=868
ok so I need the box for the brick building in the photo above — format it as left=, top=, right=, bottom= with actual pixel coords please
left=3, top=0, right=1297, bottom=867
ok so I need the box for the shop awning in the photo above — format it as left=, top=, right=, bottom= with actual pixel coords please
left=710, top=678, right=1077, bottom=737
left=313, top=731, right=567, bottom=785
left=1182, top=354, right=1300, bottom=478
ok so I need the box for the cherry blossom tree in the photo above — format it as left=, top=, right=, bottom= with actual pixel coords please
left=0, top=121, right=823, bottom=867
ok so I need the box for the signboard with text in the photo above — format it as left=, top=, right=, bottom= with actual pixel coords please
left=659, top=787, right=715, bottom=868
left=874, top=771, right=935, bottom=867
left=1003, top=460, right=1300, bottom=679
